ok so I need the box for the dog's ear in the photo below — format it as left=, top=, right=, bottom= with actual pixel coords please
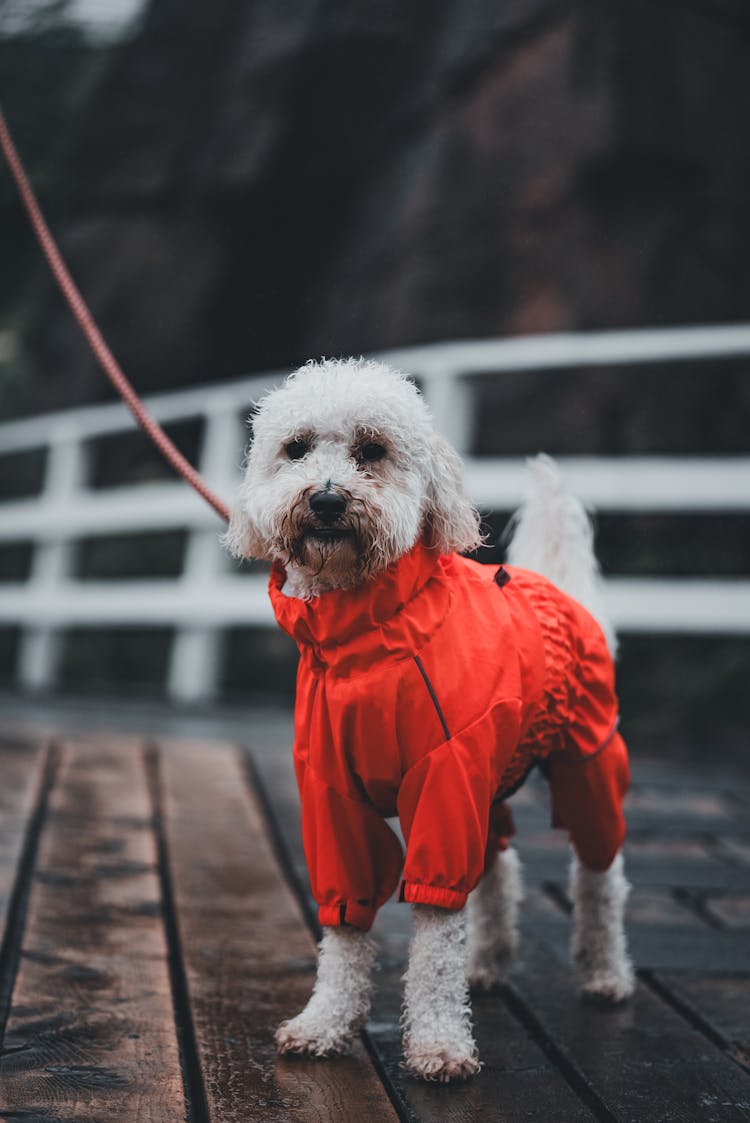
left=222, top=492, right=266, bottom=560
left=423, top=432, right=483, bottom=555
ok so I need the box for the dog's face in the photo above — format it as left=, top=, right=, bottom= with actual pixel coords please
left=225, top=359, right=481, bottom=594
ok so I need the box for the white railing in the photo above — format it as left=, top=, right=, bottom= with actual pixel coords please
left=1, top=323, right=749, bottom=703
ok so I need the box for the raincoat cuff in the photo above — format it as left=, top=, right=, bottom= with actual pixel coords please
left=399, top=881, right=468, bottom=911
left=318, top=902, right=377, bottom=931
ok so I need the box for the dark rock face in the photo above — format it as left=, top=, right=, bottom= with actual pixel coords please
left=20, top=0, right=750, bottom=407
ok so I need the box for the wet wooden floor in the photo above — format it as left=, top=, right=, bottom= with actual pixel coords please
left=0, top=728, right=747, bottom=1122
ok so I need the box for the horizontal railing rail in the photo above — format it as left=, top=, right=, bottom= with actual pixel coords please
left=1, top=322, right=748, bottom=702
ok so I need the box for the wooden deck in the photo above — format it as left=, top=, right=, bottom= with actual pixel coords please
left=0, top=728, right=748, bottom=1122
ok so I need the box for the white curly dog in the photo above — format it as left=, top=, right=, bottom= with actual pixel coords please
left=226, top=358, right=633, bottom=1082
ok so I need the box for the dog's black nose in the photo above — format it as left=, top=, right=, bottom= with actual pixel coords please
left=309, top=490, right=347, bottom=524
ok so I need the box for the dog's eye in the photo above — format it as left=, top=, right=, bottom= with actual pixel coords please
left=357, top=442, right=387, bottom=464
left=285, top=439, right=310, bottom=461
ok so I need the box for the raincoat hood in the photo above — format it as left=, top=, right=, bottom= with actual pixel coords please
left=269, top=541, right=452, bottom=670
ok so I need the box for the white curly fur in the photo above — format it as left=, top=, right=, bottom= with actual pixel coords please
left=275, top=927, right=376, bottom=1055
left=467, top=847, right=523, bottom=990
left=402, top=906, right=481, bottom=1081
left=570, top=852, right=635, bottom=1003
left=506, top=453, right=616, bottom=656
left=228, top=359, right=633, bottom=1081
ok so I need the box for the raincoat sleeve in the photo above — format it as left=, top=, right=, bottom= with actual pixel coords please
left=296, top=756, right=404, bottom=931
left=397, top=699, right=523, bottom=911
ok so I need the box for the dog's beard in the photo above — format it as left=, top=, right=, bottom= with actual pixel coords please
left=274, top=487, right=398, bottom=589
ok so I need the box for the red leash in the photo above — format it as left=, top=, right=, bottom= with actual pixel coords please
left=0, top=107, right=231, bottom=523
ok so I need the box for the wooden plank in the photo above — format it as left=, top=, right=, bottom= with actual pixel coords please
left=0, top=734, right=48, bottom=946
left=627, top=758, right=750, bottom=795
left=158, top=739, right=398, bottom=1123
left=509, top=936, right=750, bottom=1122
left=0, top=737, right=186, bottom=1122
left=716, top=837, right=750, bottom=866
left=625, top=784, right=740, bottom=822
left=651, top=973, right=750, bottom=1071
left=705, top=894, right=750, bottom=927
left=624, top=928, right=750, bottom=974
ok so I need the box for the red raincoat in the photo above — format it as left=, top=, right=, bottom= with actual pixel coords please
left=270, top=542, right=629, bottom=932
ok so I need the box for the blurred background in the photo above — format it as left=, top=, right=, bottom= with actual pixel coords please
left=0, top=0, right=749, bottom=755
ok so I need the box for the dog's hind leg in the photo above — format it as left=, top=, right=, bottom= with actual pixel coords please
left=467, top=847, right=523, bottom=990
left=570, top=851, right=634, bottom=1003
left=402, top=905, right=481, bottom=1081
left=275, top=926, right=376, bottom=1055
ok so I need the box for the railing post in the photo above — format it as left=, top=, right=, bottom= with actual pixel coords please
left=419, top=366, right=474, bottom=455
left=167, top=404, right=243, bottom=705
left=17, top=427, right=88, bottom=692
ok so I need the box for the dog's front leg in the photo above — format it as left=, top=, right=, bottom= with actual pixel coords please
left=402, top=905, right=481, bottom=1081
left=571, top=851, right=635, bottom=1003
left=276, top=926, right=376, bottom=1056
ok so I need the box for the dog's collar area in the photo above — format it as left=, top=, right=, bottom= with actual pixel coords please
left=268, top=539, right=451, bottom=667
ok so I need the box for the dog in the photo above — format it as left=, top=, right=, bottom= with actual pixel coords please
left=225, top=357, right=634, bottom=1082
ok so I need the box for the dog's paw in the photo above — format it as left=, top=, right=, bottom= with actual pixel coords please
left=275, top=1013, right=355, bottom=1057
left=579, top=962, right=635, bottom=1005
left=403, top=1042, right=482, bottom=1082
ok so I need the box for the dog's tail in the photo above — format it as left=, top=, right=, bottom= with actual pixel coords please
left=505, top=454, right=616, bottom=656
